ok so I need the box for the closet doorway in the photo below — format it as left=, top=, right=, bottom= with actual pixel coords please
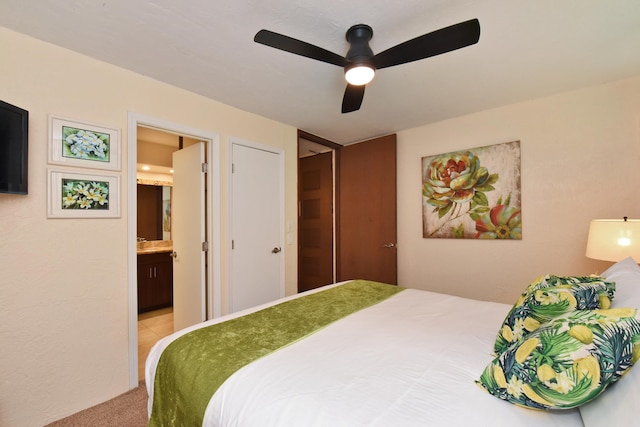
left=298, top=131, right=340, bottom=292
left=297, top=131, right=398, bottom=293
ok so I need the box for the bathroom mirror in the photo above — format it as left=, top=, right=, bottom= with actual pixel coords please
left=137, top=182, right=171, bottom=241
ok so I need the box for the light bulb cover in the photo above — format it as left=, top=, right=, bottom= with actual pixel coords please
left=345, top=65, right=375, bottom=86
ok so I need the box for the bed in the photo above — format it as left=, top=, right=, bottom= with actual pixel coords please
left=146, top=258, right=640, bottom=427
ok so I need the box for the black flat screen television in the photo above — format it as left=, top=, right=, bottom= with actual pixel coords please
left=0, top=100, right=29, bottom=195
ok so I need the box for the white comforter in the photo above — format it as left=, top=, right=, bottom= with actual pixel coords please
left=147, top=283, right=584, bottom=426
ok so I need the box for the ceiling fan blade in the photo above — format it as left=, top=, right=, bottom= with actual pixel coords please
left=254, top=29, right=347, bottom=67
left=373, top=19, right=480, bottom=69
left=341, top=84, right=366, bottom=113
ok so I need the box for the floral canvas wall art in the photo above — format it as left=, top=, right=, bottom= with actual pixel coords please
left=422, top=140, right=521, bottom=239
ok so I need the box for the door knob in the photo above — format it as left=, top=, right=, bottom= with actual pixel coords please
left=382, top=243, right=397, bottom=248
left=271, top=247, right=282, bottom=253
left=171, top=251, right=178, bottom=258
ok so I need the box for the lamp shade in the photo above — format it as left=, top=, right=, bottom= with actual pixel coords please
left=586, top=218, right=640, bottom=262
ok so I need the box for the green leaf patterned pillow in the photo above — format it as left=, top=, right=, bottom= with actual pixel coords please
left=478, top=308, right=640, bottom=410
left=494, top=275, right=615, bottom=355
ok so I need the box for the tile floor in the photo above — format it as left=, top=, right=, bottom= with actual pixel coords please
left=138, top=307, right=174, bottom=381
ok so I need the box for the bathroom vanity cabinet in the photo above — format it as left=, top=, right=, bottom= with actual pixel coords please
left=137, top=251, right=173, bottom=313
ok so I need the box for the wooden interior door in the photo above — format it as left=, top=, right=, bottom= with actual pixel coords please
left=298, top=152, right=334, bottom=292
left=338, top=134, right=397, bottom=284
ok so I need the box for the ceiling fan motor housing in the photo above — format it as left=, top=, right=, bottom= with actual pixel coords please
left=345, top=24, right=375, bottom=72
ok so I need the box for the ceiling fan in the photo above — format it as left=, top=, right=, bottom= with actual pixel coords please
left=254, top=19, right=480, bottom=113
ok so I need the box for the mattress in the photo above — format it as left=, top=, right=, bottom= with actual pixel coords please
left=146, top=281, right=583, bottom=426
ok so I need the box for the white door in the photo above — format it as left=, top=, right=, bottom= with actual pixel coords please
left=230, top=142, right=284, bottom=313
left=172, top=142, right=206, bottom=331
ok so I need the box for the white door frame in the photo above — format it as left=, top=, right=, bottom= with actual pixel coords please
left=228, top=136, right=285, bottom=312
left=126, top=112, right=221, bottom=388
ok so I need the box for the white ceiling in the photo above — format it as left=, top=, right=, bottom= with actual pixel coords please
left=1, top=1, right=639, bottom=144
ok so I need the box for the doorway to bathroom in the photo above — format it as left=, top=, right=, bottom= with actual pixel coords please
left=127, top=112, right=221, bottom=387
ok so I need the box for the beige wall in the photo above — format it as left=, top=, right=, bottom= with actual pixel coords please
left=0, top=27, right=298, bottom=426
left=397, top=75, right=640, bottom=304
left=137, top=139, right=176, bottom=168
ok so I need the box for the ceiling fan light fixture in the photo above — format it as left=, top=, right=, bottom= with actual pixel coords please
left=254, top=18, right=480, bottom=112
left=345, top=64, right=375, bottom=85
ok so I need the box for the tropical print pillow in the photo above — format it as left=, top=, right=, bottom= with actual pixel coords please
left=478, top=308, right=640, bottom=410
left=494, top=275, right=615, bottom=354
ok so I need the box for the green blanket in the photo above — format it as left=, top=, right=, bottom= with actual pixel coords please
left=149, top=280, right=404, bottom=426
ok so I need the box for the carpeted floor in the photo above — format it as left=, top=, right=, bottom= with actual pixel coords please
left=45, top=381, right=148, bottom=427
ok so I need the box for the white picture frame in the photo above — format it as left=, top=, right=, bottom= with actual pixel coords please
left=49, top=116, right=121, bottom=171
left=47, top=169, right=121, bottom=218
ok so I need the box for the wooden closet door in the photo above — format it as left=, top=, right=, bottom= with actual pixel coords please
left=298, top=152, right=334, bottom=292
left=338, top=134, right=397, bottom=285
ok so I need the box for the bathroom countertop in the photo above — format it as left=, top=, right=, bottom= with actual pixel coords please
left=136, top=240, right=173, bottom=255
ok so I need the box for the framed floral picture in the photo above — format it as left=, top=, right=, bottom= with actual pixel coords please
left=49, top=116, right=121, bottom=170
left=422, top=140, right=521, bottom=239
left=47, top=169, right=120, bottom=218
